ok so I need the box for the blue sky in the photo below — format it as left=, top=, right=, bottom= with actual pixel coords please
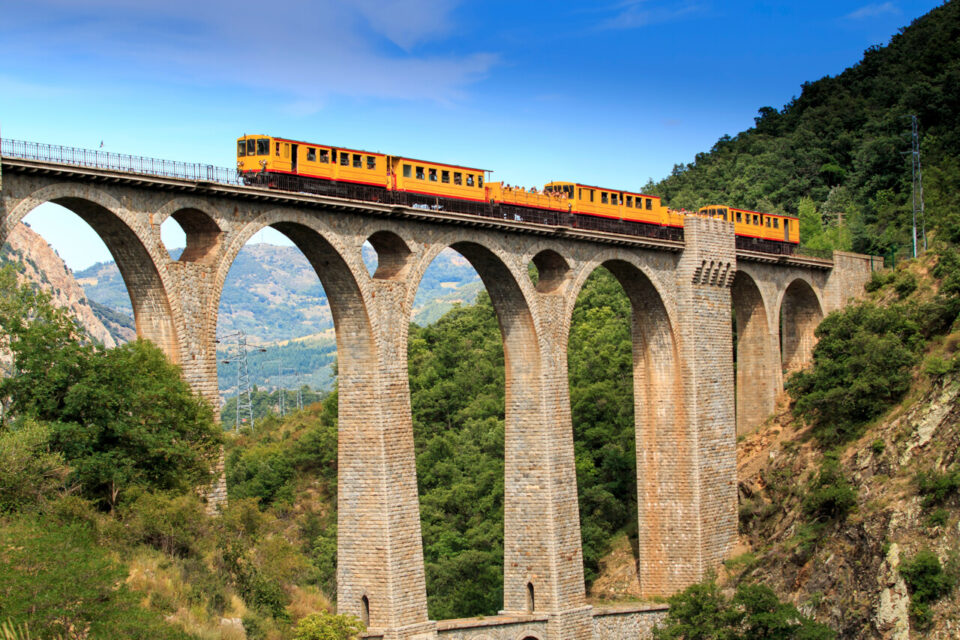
left=0, top=0, right=944, bottom=270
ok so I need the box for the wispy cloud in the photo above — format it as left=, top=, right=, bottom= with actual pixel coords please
left=0, top=0, right=496, bottom=110
left=597, top=0, right=706, bottom=30
left=844, top=2, right=899, bottom=20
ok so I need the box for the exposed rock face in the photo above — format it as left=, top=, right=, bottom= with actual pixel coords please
left=875, top=543, right=910, bottom=639
left=1, top=223, right=127, bottom=348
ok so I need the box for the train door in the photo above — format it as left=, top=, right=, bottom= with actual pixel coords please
left=784, top=218, right=790, bottom=241
left=291, top=144, right=299, bottom=172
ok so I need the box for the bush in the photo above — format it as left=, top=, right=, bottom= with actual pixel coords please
left=900, top=549, right=956, bottom=628
left=894, top=271, right=918, bottom=298
left=293, top=612, right=365, bottom=640
left=0, top=517, right=193, bottom=639
left=802, top=453, right=858, bottom=523
left=865, top=269, right=894, bottom=293
left=226, top=442, right=295, bottom=507
left=787, top=302, right=920, bottom=444
left=0, top=420, right=69, bottom=513
left=915, top=466, right=960, bottom=508
left=653, top=580, right=834, bottom=639
left=119, top=490, right=209, bottom=557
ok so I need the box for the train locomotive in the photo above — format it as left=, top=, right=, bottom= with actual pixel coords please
left=237, top=134, right=800, bottom=254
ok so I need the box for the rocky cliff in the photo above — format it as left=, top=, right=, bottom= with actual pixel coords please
left=1, top=223, right=132, bottom=347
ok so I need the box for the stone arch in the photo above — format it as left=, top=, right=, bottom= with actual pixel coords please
left=155, top=198, right=223, bottom=264
left=731, top=270, right=776, bottom=435
left=365, top=229, right=413, bottom=280
left=406, top=234, right=546, bottom=615
left=212, top=209, right=390, bottom=623
left=3, top=183, right=181, bottom=361
left=565, top=254, right=687, bottom=597
left=779, top=278, right=824, bottom=373
left=529, top=248, right=570, bottom=294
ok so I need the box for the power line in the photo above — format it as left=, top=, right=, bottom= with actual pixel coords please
left=218, top=330, right=258, bottom=432
left=904, top=114, right=927, bottom=257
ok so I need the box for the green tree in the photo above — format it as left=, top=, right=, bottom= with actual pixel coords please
left=0, top=420, right=70, bottom=513
left=293, top=612, right=364, bottom=640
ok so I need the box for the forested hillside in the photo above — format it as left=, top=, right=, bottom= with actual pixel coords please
left=650, top=0, right=960, bottom=257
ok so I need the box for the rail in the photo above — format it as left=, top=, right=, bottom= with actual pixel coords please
left=0, top=138, right=242, bottom=186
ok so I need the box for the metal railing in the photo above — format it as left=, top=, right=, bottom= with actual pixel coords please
left=0, top=138, right=242, bottom=186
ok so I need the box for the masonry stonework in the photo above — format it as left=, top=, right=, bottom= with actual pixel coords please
left=0, top=158, right=876, bottom=640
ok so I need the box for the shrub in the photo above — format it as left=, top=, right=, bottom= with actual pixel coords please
left=653, top=580, right=835, bottom=639
left=787, top=302, right=920, bottom=444
left=900, top=549, right=956, bottom=628
left=293, top=612, right=365, bottom=640
left=894, top=271, right=918, bottom=298
left=802, top=453, right=857, bottom=523
left=226, top=442, right=296, bottom=508
left=870, top=439, right=885, bottom=455
left=119, top=490, right=208, bottom=557
left=0, top=517, right=192, bottom=639
left=915, top=466, right=960, bottom=508
left=0, top=420, right=69, bottom=513
left=865, top=269, right=894, bottom=293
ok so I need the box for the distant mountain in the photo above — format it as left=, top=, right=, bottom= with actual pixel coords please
left=75, top=243, right=483, bottom=398
left=77, top=244, right=482, bottom=345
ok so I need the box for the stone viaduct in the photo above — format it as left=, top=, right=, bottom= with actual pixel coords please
left=0, top=147, right=875, bottom=640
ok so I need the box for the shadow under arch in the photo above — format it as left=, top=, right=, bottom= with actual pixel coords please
left=779, top=278, right=823, bottom=374
left=405, top=238, right=544, bottom=616
left=573, top=258, right=688, bottom=597
left=731, top=270, right=776, bottom=435
left=3, top=184, right=181, bottom=362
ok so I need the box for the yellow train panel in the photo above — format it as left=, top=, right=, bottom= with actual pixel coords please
left=487, top=183, right=569, bottom=211
left=698, top=205, right=799, bottom=245
left=391, top=157, right=487, bottom=201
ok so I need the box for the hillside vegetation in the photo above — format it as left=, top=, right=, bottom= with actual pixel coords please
left=650, top=0, right=960, bottom=257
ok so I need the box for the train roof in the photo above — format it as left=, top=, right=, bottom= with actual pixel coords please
left=239, top=134, right=488, bottom=173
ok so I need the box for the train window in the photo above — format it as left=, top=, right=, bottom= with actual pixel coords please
left=601, top=192, right=608, bottom=204
left=247, top=139, right=255, bottom=155
left=736, top=211, right=742, bottom=223
left=352, top=154, right=361, bottom=168
left=367, top=156, right=376, bottom=170
left=320, top=149, right=329, bottom=163
left=753, top=215, right=759, bottom=225
left=589, top=190, right=594, bottom=202
left=578, top=188, right=582, bottom=199
left=773, top=218, right=779, bottom=228
left=416, top=166, right=425, bottom=180
left=257, top=139, right=270, bottom=155
left=275, top=142, right=280, bottom=156
left=403, top=164, right=412, bottom=178
left=428, top=168, right=438, bottom=181
left=766, top=218, right=771, bottom=227
left=626, top=195, right=633, bottom=207
left=307, top=148, right=316, bottom=162
left=441, top=170, right=450, bottom=183
left=478, top=176, right=483, bottom=188
left=237, top=141, right=246, bottom=157
left=466, top=174, right=475, bottom=186
left=564, top=185, right=574, bottom=198
left=646, top=198, right=653, bottom=210
left=331, top=149, right=337, bottom=162
left=340, top=153, right=350, bottom=166
left=454, top=172, right=462, bottom=185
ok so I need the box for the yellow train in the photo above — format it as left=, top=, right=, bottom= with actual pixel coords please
left=237, top=134, right=800, bottom=253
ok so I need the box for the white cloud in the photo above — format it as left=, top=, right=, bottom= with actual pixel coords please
left=0, top=0, right=495, bottom=106
left=597, top=0, right=706, bottom=30
left=844, top=2, right=899, bottom=20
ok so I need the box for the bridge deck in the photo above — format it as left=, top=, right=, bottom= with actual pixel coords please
left=1, top=155, right=833, bottom=268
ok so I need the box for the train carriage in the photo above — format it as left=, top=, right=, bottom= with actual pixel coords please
left=237, top=133, right=802, bottom=254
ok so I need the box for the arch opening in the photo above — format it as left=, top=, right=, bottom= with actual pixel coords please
left=2, top=196, right=177, bottom=360
left=780, top=279, right=823, bottom=374
left=163, top=208, right=221, bottom=264
left=526, top=582, right=535, bottom=613
left=566, top=265, right=638, bottom=596
left=731, top=271, right=775, bottom=435
left=215, top=227, right=334, bottom=426
left=530, top=249, right=569, bottom=294
left=585, top=258, right=686, bottom=597
left=366, top=230, right=412, bottom=280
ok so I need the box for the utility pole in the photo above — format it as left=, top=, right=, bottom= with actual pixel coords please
left=905, top=115, right=927, bottom=257
left=218, top=330, right=258, bottom=432
left=295, top=371, right=304, bottom=411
